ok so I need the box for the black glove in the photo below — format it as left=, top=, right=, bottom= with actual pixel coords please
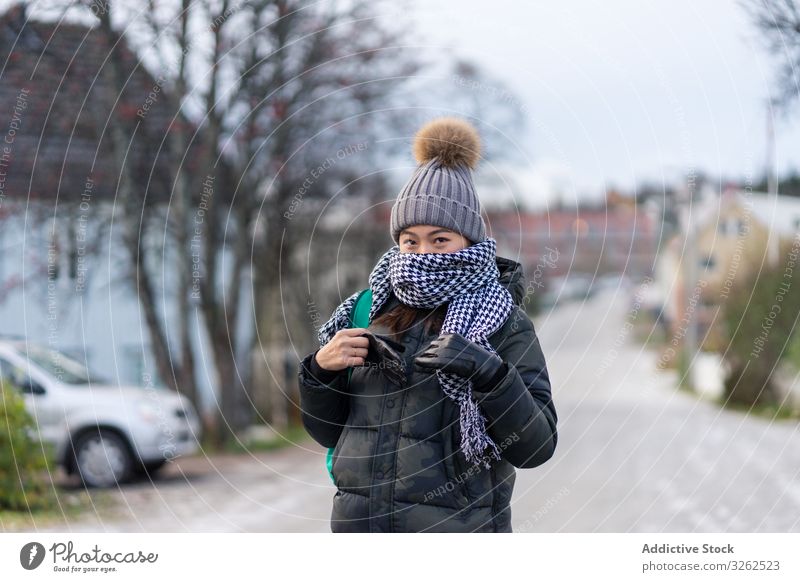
left=413, top=332, right=507, bottom=391
left=363, top=331, right=406, bottom=387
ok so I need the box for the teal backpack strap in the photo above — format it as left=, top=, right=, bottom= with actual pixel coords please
left=346, top=288, right=373, bottom=385
left=351, top=288, right=373, bottom=327
left=326, top=288, right=373, bottom=484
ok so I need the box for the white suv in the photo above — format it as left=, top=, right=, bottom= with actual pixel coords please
left=0, top=339, right=201, bottom=488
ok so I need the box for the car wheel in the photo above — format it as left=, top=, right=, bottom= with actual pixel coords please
left=73, top=429, right=133, bottom=488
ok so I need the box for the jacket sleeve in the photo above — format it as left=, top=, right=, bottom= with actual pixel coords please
left=298, top=349, right=350, bottom=448
left=472, top=307, right=558, bottom=469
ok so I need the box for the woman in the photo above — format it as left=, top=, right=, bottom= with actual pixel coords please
left=298, top=117, right=557, bottom=532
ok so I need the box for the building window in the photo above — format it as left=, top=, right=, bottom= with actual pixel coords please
left=719, top=217, right=746, bottom=237
left=700, top=254, right=716, bottom=270
left=737, top=218, right=747, bottom=236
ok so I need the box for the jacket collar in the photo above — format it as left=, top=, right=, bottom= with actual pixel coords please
left=496, top=255, right=525, bottom=306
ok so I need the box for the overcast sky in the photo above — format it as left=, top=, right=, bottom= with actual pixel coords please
left=8, top=0, right=800, bottom=208
left=405, top=0, right=800, bottom=206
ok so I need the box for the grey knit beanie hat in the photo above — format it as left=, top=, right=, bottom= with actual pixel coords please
left=390, top=117, right=486, bottom=244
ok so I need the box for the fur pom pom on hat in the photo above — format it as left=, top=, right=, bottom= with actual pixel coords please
left=412, top=116, right=481, bottom=169
left=390, top=117, right=486, bottom=244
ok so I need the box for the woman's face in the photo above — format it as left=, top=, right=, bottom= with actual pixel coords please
left=398, top=225, right=470, bottom=254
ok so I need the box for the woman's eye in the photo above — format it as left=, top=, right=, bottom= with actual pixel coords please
left=435, top=237, right=449, bottom=243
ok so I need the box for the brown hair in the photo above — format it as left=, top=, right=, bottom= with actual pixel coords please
left=372, top=301, right=448, bottom=341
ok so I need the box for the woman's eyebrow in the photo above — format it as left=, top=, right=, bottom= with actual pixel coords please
left=399, top=228, right=453, bottom=238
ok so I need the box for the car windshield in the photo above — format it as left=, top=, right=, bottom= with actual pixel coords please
left=14, top=343, right=112, bottom=385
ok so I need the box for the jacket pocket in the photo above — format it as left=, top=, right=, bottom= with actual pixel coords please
left=451, top=443, right=472, bottom=502
left=452, top=436, right=496, bottom=507
left=331, top=425, right=348, bottom=486
left=442, top=406, right=471, bottom=507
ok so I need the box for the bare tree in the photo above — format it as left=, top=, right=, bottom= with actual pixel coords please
left=29, top=0, right=521, bottom=447
left=219, top=0, right=421, bottom=432
left=53, top=0, right=422, bottom=444
left=742, top=0, right=800, bottom=112
left=91, top=0, right=195, bottom=406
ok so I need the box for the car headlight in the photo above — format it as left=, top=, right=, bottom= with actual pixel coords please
left=137, top=401, right=163, bottom=424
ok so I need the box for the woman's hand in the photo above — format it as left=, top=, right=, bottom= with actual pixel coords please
left=413, top=332, right=507, bottom=389
left=315, top=328, right=370, bottom=371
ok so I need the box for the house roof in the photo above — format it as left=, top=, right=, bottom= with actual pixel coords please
left=688, top=188, right=800, bottom=238
left=0, top=2, right=210, bottom=205
left=739, top=191, right=800, bottom=236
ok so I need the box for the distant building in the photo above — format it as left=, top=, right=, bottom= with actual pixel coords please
left=372, top=187, right=659, bottom=288
left=653, top=188, right=800, bottom=344
left=0, top=4, right=224, bottom=410
left=485, top=196, right=659, bottom=282
left=0, top=2, right=210, bottom=204
left=697, top=189, right=800, bottom=293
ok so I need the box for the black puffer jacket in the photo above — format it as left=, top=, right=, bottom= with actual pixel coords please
left=298, top=256, right=557, bottom=532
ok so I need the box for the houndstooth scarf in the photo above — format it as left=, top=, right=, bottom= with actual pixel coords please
left=317, top=237, right=514, bottom=469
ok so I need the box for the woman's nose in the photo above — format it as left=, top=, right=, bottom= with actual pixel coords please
left=416, top=243, right=439, bottom=253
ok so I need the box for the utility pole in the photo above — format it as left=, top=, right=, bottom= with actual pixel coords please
left=766, top=102, right=780, bottom=266
left=681, top=177, right=698, bottom=392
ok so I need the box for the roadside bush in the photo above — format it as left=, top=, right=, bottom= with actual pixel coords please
left=0, top=381, right=55, bottom=511
left=720, top=238, right=800, bottom=408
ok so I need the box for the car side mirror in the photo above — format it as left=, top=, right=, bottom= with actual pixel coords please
left=18, top=379, right=46, bottom=395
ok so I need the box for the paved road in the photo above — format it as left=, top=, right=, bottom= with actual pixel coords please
left=20, top=288, right=800, bottom=532
left=516, top=287, right=800, bottom=533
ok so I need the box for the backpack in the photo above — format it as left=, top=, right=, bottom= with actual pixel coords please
left=326, top=287, right=373, bottom=484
